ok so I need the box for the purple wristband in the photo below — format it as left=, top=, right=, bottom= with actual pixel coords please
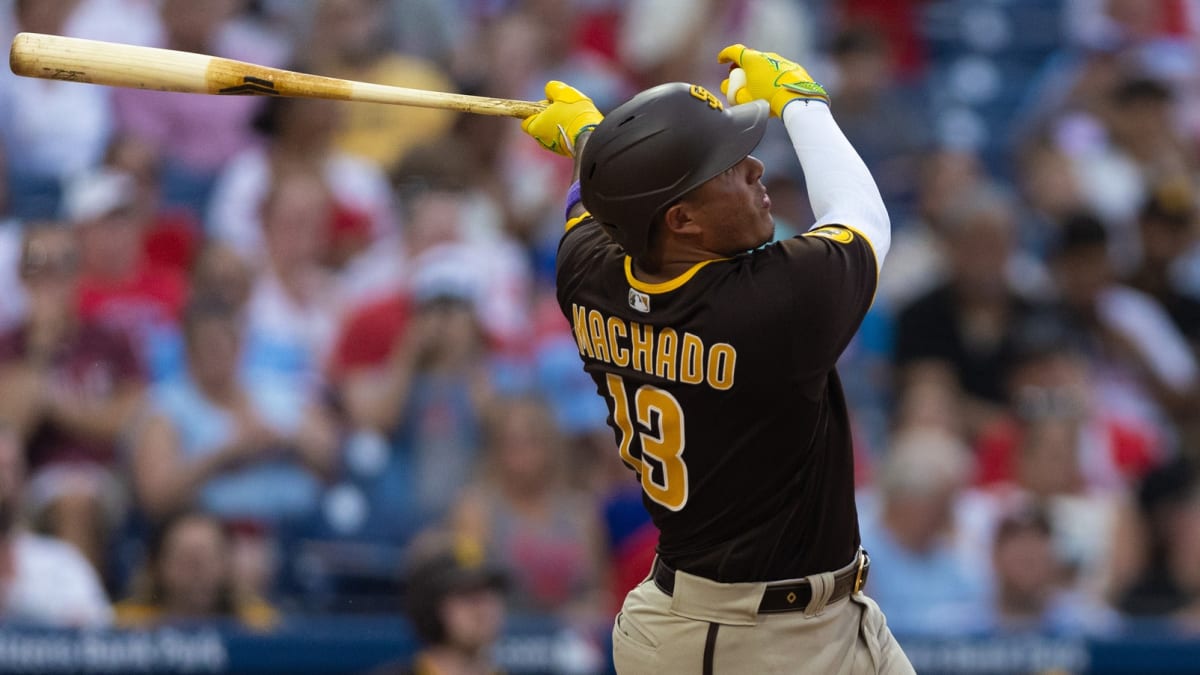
left=565, top=180, right=583, bottom=220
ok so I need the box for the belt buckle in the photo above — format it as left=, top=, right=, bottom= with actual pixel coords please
left=853, top=552, right=867, bottom=594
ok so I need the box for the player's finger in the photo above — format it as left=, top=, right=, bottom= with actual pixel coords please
left=545, top=80, right=568, bottom=101
left=717, top=43, right=747, bottom=65
left=723, top=67, right=747, bottom=105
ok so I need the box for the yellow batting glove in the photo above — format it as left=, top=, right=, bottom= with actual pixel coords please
left=717, top=44, right=829, bottom=117
left=520, top=81, right=603, bottom=158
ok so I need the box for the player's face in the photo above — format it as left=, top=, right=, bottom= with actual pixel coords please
left=684, top=155, right=774, bottom=254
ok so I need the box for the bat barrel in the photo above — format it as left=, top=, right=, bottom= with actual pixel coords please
left=10, top=32, right=546, bottom=119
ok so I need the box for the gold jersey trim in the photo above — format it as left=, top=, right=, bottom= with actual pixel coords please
left=624, top=256, right=727, bottom=294
left=565, top=211, right=591, bottom=233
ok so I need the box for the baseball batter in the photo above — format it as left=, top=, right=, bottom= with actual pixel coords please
left=522, top=45, right=914, bottom=674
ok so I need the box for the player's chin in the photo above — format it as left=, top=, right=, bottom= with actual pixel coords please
left=751, top=219, right=775, bottom=249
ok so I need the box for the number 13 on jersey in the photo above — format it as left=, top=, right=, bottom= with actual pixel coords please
left=605, top=373, right=689, bottom=511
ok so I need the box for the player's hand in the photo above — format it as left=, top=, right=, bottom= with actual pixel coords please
left=717, top=44, right=829, bottom=116
left=521, top=81, right=603, bottom=157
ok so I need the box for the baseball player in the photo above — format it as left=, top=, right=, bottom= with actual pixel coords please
left=521, top=45, right=913, bottom=673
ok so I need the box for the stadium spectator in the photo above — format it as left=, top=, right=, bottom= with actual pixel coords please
left=1069, top=75, right=1194, bottom=236
left=1128, top=179, right=1200, bottom=351
left=130, top=295, right=336, bottom=525
left=985, top=504, right=1117, bottom=635
left=0, top=0, right=113, bottom=219
left=373, top=254, right=494, bottom=526
left=0, top=224, right=144, bottom=576
left=307, top=0, right=456, bottom=172
left=876, top=149, right=986, bottom=309
left=451, top=395, right=608, bottom=629
left=974, top=317, right=1162, bottom=491
left=114, top=510, right=277, bottom=630
left=369, top=532, right=506, bottom=675
left=0, top=424, right=112, bottom=628
left=1111, top=458, right=1200, bottom=622
left=64, top=168, right=188, bottom=379
left=391, top=140, right=533, bottom=349
left=1048, top=212, right=1199, bottom=429
left=111, top=0, right=287, bottom=215
left=962, top=353, right=1132, bottom=612
left=893, top=184, right=1044, bottom=438
left=242, top=170, right=342, bottom=395
left=207, top=93, right=399, bottom=295
left=1014, top=138, right=1090, bottom=257
left=103, top=134, right=202, bottom=276
left=857, top=429, right=989, bottom=636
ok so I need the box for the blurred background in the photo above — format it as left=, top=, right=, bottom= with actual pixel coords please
left=0, top=0, right=1196, bottom=673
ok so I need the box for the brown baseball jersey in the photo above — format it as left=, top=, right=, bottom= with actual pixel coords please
left=556, top=214, right=878, bottom=583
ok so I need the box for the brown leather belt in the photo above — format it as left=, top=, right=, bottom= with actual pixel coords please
left=651, top=550, right=870, bottom=614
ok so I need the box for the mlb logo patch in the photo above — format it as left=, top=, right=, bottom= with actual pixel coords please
left=628, top=288, right=651, bottom=313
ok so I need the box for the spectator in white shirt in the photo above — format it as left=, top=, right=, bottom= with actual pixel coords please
left=0, top=424, right=112, bottom=628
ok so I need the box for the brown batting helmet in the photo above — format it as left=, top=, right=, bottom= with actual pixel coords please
left=579, top=82, right=770, bottom=258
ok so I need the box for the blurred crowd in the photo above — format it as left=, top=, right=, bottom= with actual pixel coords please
left=0, top=0, right=1197, bottom=661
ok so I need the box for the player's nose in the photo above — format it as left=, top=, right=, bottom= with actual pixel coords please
left=743, top=155, right=765, bottom=183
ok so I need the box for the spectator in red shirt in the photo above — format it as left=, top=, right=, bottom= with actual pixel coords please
left=974, top=317, right=1162, bottom=491
left=104, top=134, right=202, bottom=276
left=0, top=224, right=145, bottom=576
left=64, top=168, right=189, bottom=384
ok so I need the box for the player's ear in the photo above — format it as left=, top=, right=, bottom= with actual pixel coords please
left=661, top=202, right=702, bottom=236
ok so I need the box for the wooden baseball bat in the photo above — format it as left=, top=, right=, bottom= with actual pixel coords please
left=9, top=32, right=547, bottom=118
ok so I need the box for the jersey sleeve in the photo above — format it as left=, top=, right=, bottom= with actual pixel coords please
left=775, top=226, right=878, bottom=374
left=555, top=212, right=612, bottom=296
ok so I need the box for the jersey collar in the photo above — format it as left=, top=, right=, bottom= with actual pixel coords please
left=624, top=256, right=727, bottom=294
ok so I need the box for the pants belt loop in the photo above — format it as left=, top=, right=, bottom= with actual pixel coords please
left=803, top=571, right=836, bottom=618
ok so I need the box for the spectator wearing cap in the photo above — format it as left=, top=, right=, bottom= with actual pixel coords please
left=103, top=134, right=202, bottom=276
left=1070, top=75, right=1195, bottom=230
left=369, top=532, right=506, bottom=675
left=64, top=167, right=188, bottom=381
left=0, top=224, right=145, bottom=577
left=350, top=245, right=496, bottom=535
left=1049, top=211, right=1198, bottom=430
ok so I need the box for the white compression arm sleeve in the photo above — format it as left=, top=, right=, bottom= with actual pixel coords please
left=781, top=100, right=891, bottom=270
